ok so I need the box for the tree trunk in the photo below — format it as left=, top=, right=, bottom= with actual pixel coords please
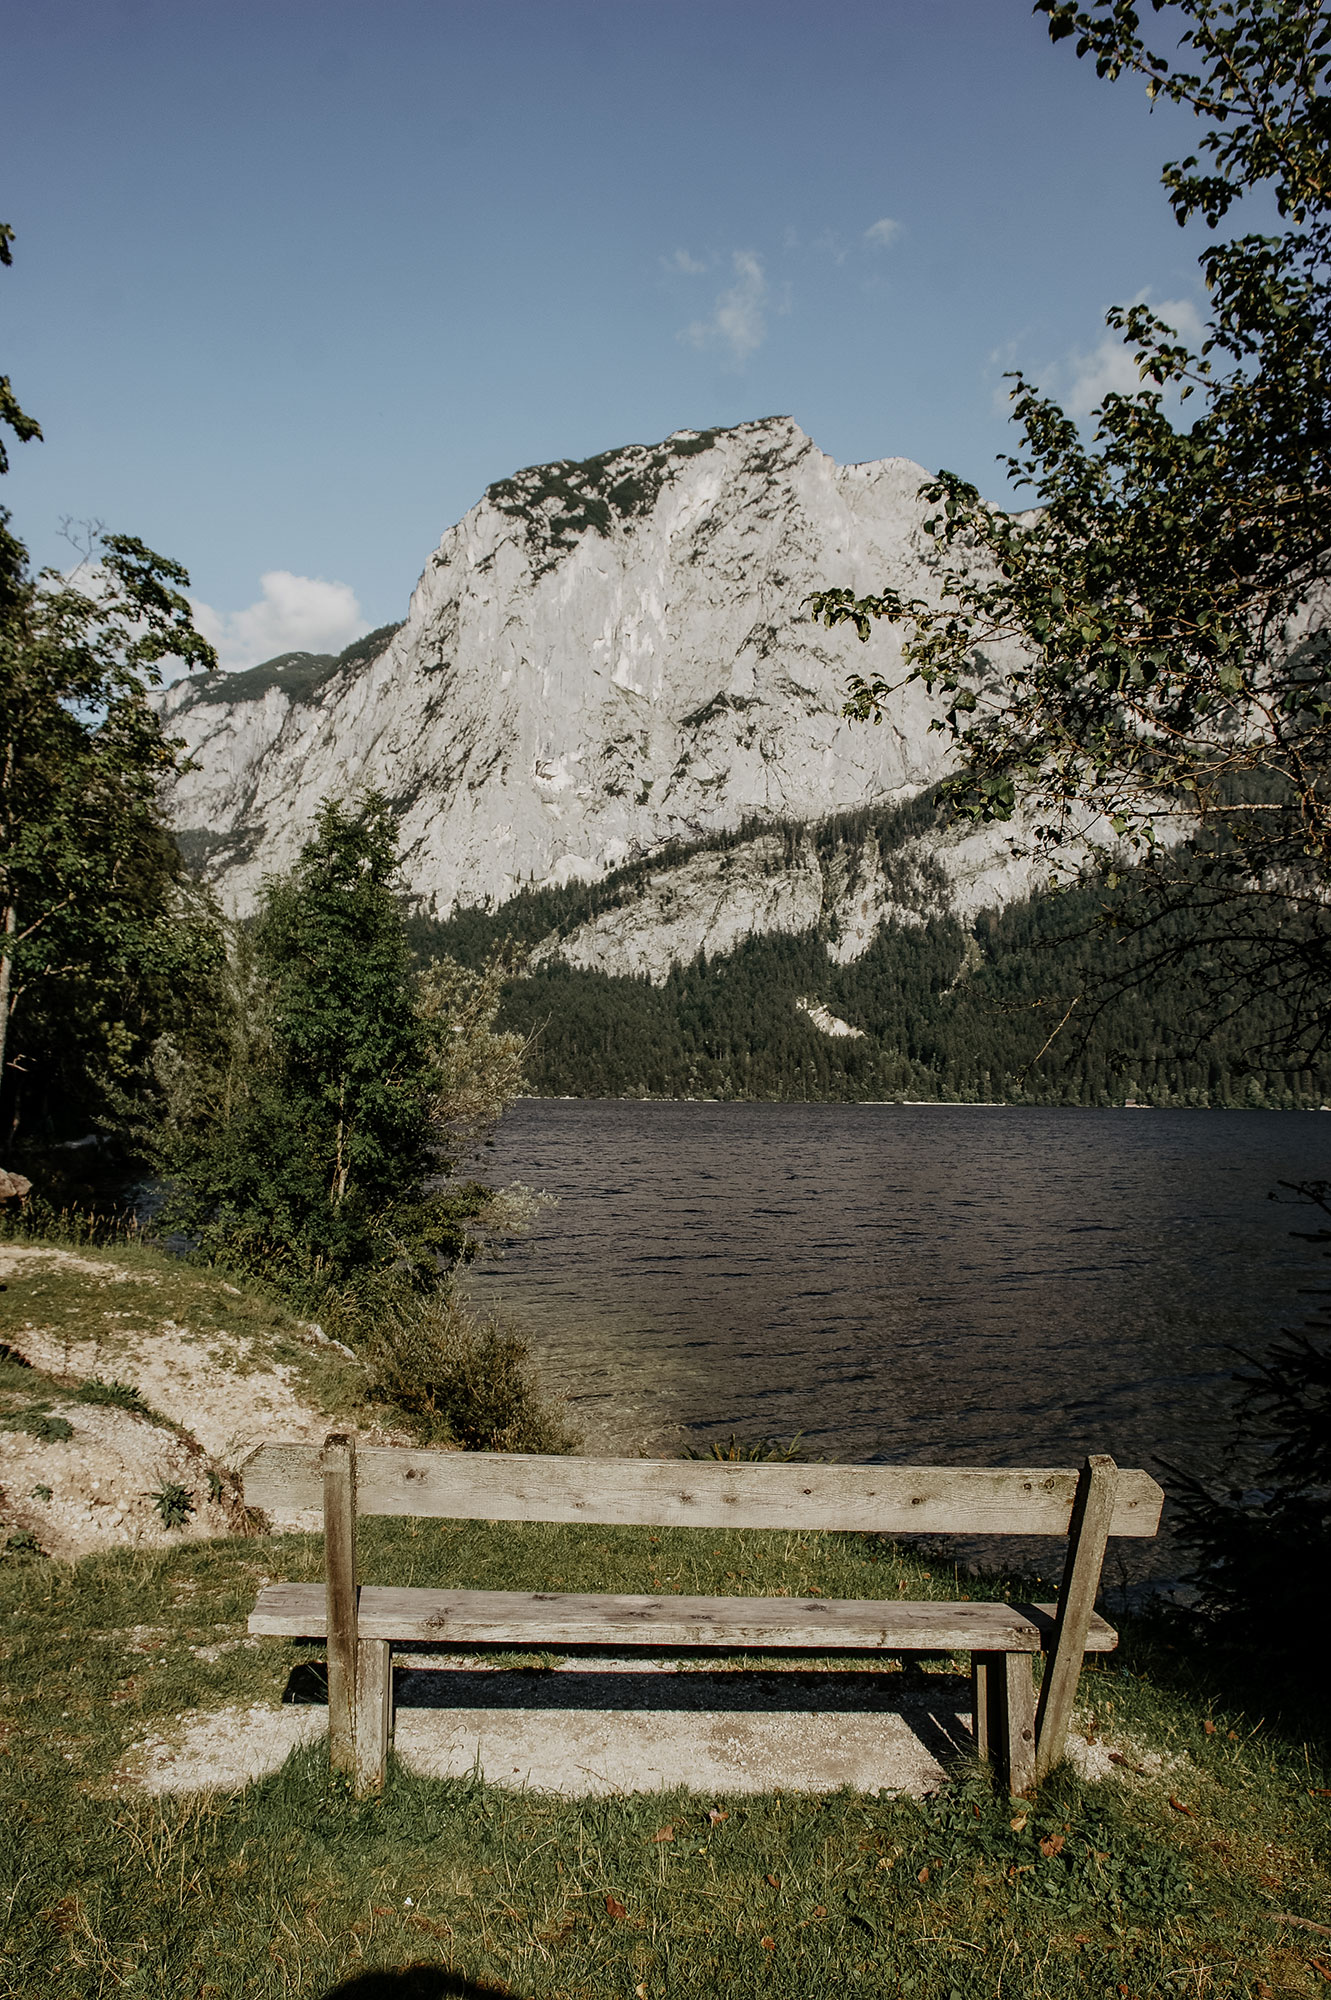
left=0, top=900, right=15, bottom=1129
left=332, top=1074, right=348, bottom=1208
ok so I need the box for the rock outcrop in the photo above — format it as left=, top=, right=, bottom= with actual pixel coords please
left=161, top=418, right=981, bottom=920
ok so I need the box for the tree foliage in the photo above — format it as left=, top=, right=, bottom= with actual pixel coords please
left=0, top=220, right=222, bottom=1156
left=154, top=795, right=531, bottom=1307
left=0, top=224, right=41, bottom=483
left=811, top=0, right=1331, bottom=1063
left=415, top=802, right=1331, bottom=1105
left=0, top=525, right=222, bottom=1150
left=1170, top=1178, right=1331, bottom=1675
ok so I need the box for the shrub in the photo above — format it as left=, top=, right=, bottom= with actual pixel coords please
left=365, top=1290, right=574, bottom=1454
left=1169, top=1178, right=1331, bottom=1681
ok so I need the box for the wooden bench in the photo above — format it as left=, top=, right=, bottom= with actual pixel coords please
left=241, top=1437, right=1163, bottom=1797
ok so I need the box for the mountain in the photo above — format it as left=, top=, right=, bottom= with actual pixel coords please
left=159, top=416, right=1038, bottom=961
left=159, top=418, right=1327, bottom=1105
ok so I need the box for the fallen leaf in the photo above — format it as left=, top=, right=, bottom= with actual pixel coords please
left=1010, top=1814, right=1028, bottom=1832
left=1169, top=1797, right=1196, bottom=1818
left=1203, top=1719, right=1216, bottom=1735
left=917, top=1866, right=929, bottom=1885
left=651, top=1825, right=674, bottom=1844
left=605, top=1896, right=628, bottom=1921
left=1039, top=1835, right=1065, bottom=1859
left=1227, top=1729, right=1239, bottom=1740
left=708, top=1809, right=728, bottom=1825
left=636, top=1986, right=648, bottom=1999
left=370, top=1906, right=394, bottom=1917
left=1073, top=1932, right=1090, bottom=1944
left=761, top=1936, right=776, bottom=1950
left=812, top=1905, right=826, bottom=1918
left=765, top=1873, right=780, bottom=1889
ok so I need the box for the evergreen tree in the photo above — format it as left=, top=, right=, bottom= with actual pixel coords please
left=158, top=795, right=519, bottom=1304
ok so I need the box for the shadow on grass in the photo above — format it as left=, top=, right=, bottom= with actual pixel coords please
left=320, top=1969, right=524, bottom=1999
left=1112, top=1608, right=1330, bottom=1760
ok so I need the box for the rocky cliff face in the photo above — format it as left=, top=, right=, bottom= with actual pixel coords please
left=160, top=416, right=1042, bottom=979
left=163, top=419, right=976, bottom=903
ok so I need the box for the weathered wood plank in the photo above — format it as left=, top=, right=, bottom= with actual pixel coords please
left=968, top=1650, right=1036, bottom=1792
left=248, top=1582, right=1119, bottom=1655
left=354, top=1639, right=392, bottom=1796
left=1035, top=1454, right=1119, bottom=1783
left=240, top=1445, right=1164, bottom=1538
left=1003, top=1652, right=1038, bottom=1797
left=971, top=1653, right=996, bottom=1766
left=322, top=1435, right=358, bottom=1776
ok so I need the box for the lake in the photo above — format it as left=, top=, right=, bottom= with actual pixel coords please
left=464, top=1101, right=1330, bottom=1581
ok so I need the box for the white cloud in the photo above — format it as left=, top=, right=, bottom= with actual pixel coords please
left=663, top=247, right=708, bottom=275
left=682, top=249, right=769, bottom=363
left=865, top=217, right=901, bottom=249
left=190, top=571, right=368, bottom=674
left=1065, top=295, right=1204, bottom=417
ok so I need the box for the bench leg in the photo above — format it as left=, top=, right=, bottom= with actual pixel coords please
left=354, top=1639, right=392, bottom=1795
left=972, top=1652, right=1036, bottom=1797
left=323, top=1436, right=359, bottom=1777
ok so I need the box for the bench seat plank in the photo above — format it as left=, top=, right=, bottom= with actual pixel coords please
left=249, top=1583, right=1117, bottom=1655
left=242, top=1446, right=1164, bottom=1537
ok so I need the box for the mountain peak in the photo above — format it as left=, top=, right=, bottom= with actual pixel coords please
left=160, top=424, right=970, bottom=918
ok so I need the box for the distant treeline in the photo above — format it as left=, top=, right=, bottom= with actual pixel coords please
left=409, top=803, right=1331, bottom=1109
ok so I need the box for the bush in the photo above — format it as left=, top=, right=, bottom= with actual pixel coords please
left=1169, top=1179, right=1331, bottom=1681
left=365, top=1290, right=575, bottom=1454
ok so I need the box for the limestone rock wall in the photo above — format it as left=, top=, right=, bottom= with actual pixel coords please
left=160, top=417, right=962, bottom=919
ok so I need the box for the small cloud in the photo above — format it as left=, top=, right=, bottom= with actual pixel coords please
left=1065, top=295, right=1204, bottom=417
left=864, top=217, right=902, bottom=249
left=663, top=247, right=708, bottom=275
left=190, top=570, right=368, bottom=674
left=681, top=249, right=768, bottom=363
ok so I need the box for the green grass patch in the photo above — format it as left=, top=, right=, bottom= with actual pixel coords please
left=1, top=1523, right=1328, bottom=1997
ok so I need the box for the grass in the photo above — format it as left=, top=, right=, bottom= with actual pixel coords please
left=1, top=1519, right=1328, bottom=1999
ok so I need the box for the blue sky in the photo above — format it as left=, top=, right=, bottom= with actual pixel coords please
left=3, top=1, right=1223, bottom=666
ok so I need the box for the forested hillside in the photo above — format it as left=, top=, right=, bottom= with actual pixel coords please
left=412, top=802, right=1331, bottom=1109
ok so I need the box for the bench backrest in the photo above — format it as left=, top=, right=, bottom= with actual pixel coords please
left=242, top=1443, right=1164, bottom=1539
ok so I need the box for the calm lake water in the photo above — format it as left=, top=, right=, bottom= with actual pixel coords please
left=465, top=1101, right=1331, bottom=1580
